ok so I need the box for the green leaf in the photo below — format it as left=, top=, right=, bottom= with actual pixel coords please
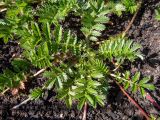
left=136, top=54, right=144, bottom=60
left=32, top=22, right=41, bottom=39
left=95, top=95, right=105, bottom=106
left=56, top=25, right=63, bottom=44
left=92, top=24, right=106, bottom=31
left=99, top=37, right=142, bottom=64
left=81, top=27, right=90, bottom=37
left=140, top=87, right=146, bottom=97
left=98, top=9, right=110, bottom=16
left=132, top=84, right=137, bottom=93
left=90, top=2, right=98, bottom=13
left=90, top=36, right=98, bottom=41
left=56, top=76, right=63, bottom=88
left=88, top=80, right=101, bottom=87
left=57, top=90, right=68, bottom=99
left=65, top=95, right=72, bottom=108
left=4, top=36, right=9, bottom=44
left=74, top=93, right=85, bottom=99
left=43, top=42, right=49, bottom=54
left=139, top=77, right=150, bottom=84
left=124, top=71, right=130, bottom=79
left=43, top=22, right=51, bottom=41
left=77, top=98, right=85, bottom=110
left=30, top=88, right=43, bottom=100
left=155, top=9, right=160, bottom=21
left=94, top=16, right=109, bottom=23
left=65, top=30, right=71, bottom=52
left=44, top=79, right=55, bottom=90
left=142, top=84, right=155, bottom=90
left=124, top=81, right=130, bottom=89
left=115, top=3, right=126, bottom=15
left=91, top=30, right=101, bottom=37
left=132, top=72, right=140, bottom=82
left=11, top=58, right=30, bottom=72
left=87, top=87, right=98, bottom=95
left=91, top=72, right=104, bottom=79
left=85, top=94, right=94, bottom=105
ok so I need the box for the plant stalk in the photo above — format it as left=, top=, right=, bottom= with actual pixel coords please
left=122, top=0, right=142, bottom=37
left=115, top=82, right=150, bottom=120
left=146, top=93, right=160, bottom=110
left=82, top=102, right=87, bottom=120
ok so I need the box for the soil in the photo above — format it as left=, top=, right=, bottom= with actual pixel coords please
left=0, top=0, right=160, bottom=120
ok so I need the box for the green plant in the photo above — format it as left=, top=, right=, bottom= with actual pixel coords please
left=20, top=22, right=83, bottom=68
left=0, top=0, right=155, bottom=115
left=99, top=36, right=143, bottom=64
left=0, top=0, right=33, bottom=43
left=37, top=0, right=78, bottom=25
left=105, top=0, right=138, bottom=16
left=121, top=0, right=138, bottom=14
left=112, top=71, right=155, bottom=97
left=155, top=8, right=160, bottom=21
left=0, top=59, right=30, bottom=91
left=80, top=0, right=110, bottom=41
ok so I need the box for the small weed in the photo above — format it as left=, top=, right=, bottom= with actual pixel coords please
left=0, top=0, right=155, bottom=119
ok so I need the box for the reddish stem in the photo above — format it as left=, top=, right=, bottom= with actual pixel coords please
left=82, top=102, right=87, bottom=120
left=146, top=93, right=160, bottom=110
left=122, top=1, right=142, bottom=37
left=116, top=82, right=150, bottom=120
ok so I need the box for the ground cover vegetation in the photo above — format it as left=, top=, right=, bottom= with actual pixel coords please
left=0, top=0, right=158, bottom=119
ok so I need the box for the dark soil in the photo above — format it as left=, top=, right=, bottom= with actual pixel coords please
left=0, top=0, right=160, bottom=120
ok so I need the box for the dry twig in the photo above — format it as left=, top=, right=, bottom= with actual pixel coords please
left=33, top=68, right=46, bottom=77
left=12, top=98, right=31, bottom=109
left=1, top=88, right=9, bottom=95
